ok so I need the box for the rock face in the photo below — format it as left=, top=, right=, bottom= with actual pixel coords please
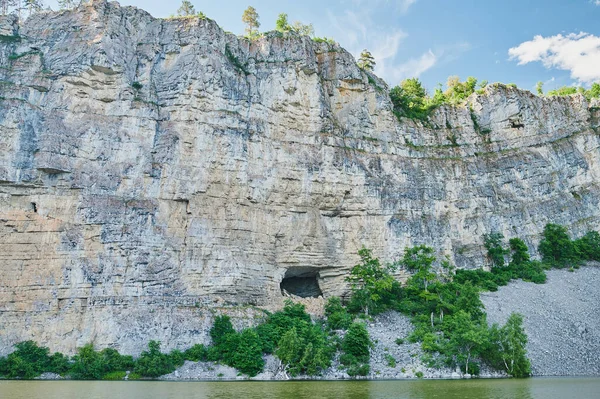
left=0, top=0, right=599, bottom=355
left=482, top=266, right=600, bottom=376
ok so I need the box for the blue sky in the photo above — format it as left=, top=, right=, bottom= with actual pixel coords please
left=45, top=0, right=600, bottom=93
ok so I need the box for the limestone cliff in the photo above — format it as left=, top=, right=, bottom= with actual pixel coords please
left=1, top=0, right=599, bottom=355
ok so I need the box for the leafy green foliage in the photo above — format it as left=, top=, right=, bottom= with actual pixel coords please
left=241, top=6, right=260, bottom=37
left=484, top=232, right=508, bottom=268
left=389, top=78, right=437, bottom=121
left=0, top=341, right=67, bottom=379
left=340, top=322, right=371, bottom=376
left=358, top=49, right=375, bottom=71
left=275, top=13, right=291, bottom=32
left=70, top=344, right=134, bottom=380
left=546, top=83, right=600, bottom=101
left=486, top=313, right=531, bottom=377
left=134, top=341, right=180, bottom=378
left=539, top=224, right=577, bottom=267
left=183, top=344, right=208, bottom=362
left=346, top=248, right=398, bottom=315
left=444, top=76, right=478, bottom=104
left=574, top=231, right=600, bottom=261
left=177, top=0, right=195, bottom=17
left=324, top=297, right=352, bottom=330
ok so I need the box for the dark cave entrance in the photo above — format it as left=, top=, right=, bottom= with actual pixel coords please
left=280, top=267, right=323, bottom=298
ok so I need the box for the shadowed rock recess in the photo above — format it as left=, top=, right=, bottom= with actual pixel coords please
left=0, top=0, right=599, bottom=355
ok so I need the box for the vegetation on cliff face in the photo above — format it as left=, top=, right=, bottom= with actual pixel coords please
left=390, top=76, right=600, bottom=122
left=341, top=223, right=600, bottom=377
left=1, top=223, right=597, bottom=380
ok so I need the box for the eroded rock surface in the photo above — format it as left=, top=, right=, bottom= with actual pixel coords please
left=1, top=0, right=599, bottom=355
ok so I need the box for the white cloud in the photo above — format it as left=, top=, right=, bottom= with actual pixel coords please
left=508, top=32, right=600, bottom=84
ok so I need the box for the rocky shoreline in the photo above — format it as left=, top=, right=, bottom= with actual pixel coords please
left=29, top=266, right=599, bottom=381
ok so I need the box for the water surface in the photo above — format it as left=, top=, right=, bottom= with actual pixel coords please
left=0, top=378, right=599, bottom=399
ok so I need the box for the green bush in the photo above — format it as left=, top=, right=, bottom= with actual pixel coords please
left=134, top=341, right=178, bottom=378
left=70, top=345, right=135, bottom=380
left=484, top=232, right=508, bottom=268
left=574, top=231, right=600, bottom=261
left=184, top=344, right=208, bottom=362
left=324, top=297, right=352, bottom=330
left=0, top=341, right=68, bottom=379
left=539, top=224, right=577, bottom=267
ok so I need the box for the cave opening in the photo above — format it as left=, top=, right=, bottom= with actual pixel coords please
left=280, top=267, right=323, bottom=298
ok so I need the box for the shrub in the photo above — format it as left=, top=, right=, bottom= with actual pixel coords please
left=324, top=297, right=352, bottom=330
left=574, top=231, right=600, bottom=261
left=342, top=322, right=371, bottom=361
left=0, top=341, right=68, bottom=379
left=134, top=341, right=178, bottom=378
left=229, top=329, right=264, bottom=376
left=539, top=224, right=577, bottom=267
left=184, top=344, right=208, bottom=362
left=484, top=232, right=508, bottom=268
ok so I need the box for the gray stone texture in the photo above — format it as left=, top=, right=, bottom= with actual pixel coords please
left=0, top=0, right=599, bottom=357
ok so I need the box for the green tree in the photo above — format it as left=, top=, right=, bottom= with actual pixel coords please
left=342, top=322, right=371, bottom=361
left=241, top=6, right=260, bottom=37
left=0, top=341, right=52, bottom=379
left=57, top=0, right=80, bottom=10
left=547, top=86, right=578, bottom=96
left=536, top=81, right=544, bottom=96
left=484, top=232, right=508, bottom=268
left=403, top=245, right=436, bottom=291
left=275, top=13, right=291, bottom=32
left=445, top=76, right=477, bottom=104
left=538, top=224, right=576, bottom=267
left=177, top=0, right=195, bottom=17
left=210, top=315, right=235, bottom=347
left=324, top=296, right=352, bottom=330
left=497, top=313, right=531, bottom=377
left=292, top=21, right=314, bottom=37
left=588, top=82, right=600, bottom=100
left=231, top=329, right=264, bottom=376
left=134, top=341, right=177, bottom=378
left=346, top=248, right=396, bottom=315
left=389, top=78, right=431, bottom=120
left=357, top=49, right=375, bottom=71
left=509, top=238, right=530, bottom=266
left=444, top=311, right=487, bottom=375
left=575, top=231, right=600, bottom=261
left=276, top=327, right=302, bottom=376
left=70, top=344, right=106, bottom=380
left=24, top=0, right=42, bottom=16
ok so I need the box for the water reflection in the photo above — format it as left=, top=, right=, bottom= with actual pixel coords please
left=0, top=378, right=599, bottom=399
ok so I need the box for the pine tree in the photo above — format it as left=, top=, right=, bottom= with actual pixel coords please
left=241, top=6, right=260, bottom=36
left=358, top=49, right=375, bottom=71
left=177, top=0, right=195, bottom=17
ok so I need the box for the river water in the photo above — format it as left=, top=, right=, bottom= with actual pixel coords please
left=0, top=378, right=599, bottom=399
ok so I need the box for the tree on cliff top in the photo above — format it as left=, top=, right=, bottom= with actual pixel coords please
left=177, top=0, right=195, bottom=17
left=358, top=49, right=376, bottom=71
left=275, top=12, right=291, bottom=32
left=242, top=6, right=260, bottom=37
left=57, top=0, right=80, bottom=10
